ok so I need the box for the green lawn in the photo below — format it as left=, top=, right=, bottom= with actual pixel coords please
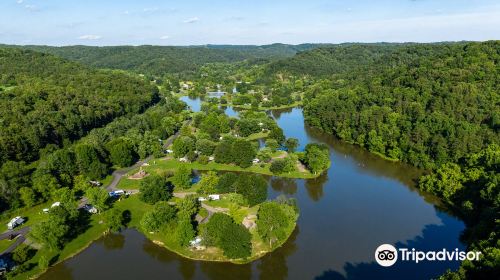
left=0, top=202, right=52, bottom=232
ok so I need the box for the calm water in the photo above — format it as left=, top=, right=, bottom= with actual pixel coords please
left=40, top=100, right=466, bottom=280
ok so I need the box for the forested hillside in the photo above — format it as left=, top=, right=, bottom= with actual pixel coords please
left=302, top=41, right=499, bottom=168
left=0, top=48, right=159, bottom=166
left=265, top=43, right=413, bottom=76
left=14, top=44, right=326, bottom=76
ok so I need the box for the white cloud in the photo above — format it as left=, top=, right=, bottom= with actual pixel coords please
left=183, top=17, right=199, bottom=24
left=77, top=34, right=102, bottom=40
left=143, top=7, right=159, bottom=13
left=159, top=35, right=170, bottom=40
left=16, top=0, right=24, bottom=4
left=24, top=4, right=37, bottom=11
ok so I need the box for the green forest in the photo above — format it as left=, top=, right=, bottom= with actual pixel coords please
left=10, top=43, right=328, bottom=76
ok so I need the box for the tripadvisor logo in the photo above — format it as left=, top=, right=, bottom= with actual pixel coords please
left=374, top=244, right=482, bottom=267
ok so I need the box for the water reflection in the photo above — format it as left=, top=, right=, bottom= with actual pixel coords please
left=270, top=177, right=298, bottom=195
left=100, top=233, right=125, bottom=250
left=304, top=173, right=328, bottom=201
left=258, top=226, right=299, bottom=280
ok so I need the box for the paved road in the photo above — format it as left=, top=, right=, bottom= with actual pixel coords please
left=0, top=226, right=31, bottom=256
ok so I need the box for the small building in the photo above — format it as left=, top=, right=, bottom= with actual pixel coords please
left=179, top=157, right=188, bottom=162
left=198, top=197, right=207, bottom=202
left=208, top=156, right=215, bottom=161
left=7, top=216, right=25, bottom=230
left=42, top=208, right=49, bottom=214
left=51, top=201, right=61, bottom=208
left=208, top=194, right=220, bottom=201
left=166, top=149, right=173, bottom=154
left=252, top=158, right=260, bottom=164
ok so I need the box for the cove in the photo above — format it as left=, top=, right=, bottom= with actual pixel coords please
left=39, top=97, right=466, bottom=280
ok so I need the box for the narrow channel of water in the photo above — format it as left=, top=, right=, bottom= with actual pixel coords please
left=39, top=97, right=465, bottom=280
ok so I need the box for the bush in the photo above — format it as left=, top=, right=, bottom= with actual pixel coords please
left=197, top=155, right=209, bottom=165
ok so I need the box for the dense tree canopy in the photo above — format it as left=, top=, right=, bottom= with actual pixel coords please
left=0, top=48, right=159, bottom=166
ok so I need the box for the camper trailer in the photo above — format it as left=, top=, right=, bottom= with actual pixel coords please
left=7, top=216, right=25, bottom=230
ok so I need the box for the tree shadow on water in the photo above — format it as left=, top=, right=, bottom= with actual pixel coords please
left=315, top=211, right=465, bottom=280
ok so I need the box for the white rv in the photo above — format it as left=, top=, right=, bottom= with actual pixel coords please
left=7, top=216, right=25, bottom=230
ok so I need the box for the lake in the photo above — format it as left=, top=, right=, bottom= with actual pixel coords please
left=39, top=98, right=465, bottom=280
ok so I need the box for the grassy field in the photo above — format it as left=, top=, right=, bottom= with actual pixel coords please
left=117, top=156, right=320, bottom=191
left=0, top=202, right=53, bottom=232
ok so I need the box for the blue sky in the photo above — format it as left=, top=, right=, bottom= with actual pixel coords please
left=1, top=0, right=499, bottom=46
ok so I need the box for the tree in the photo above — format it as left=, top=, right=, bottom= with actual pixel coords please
left=196, top=171, right=219, bottom=195
left=231, top=139, right=256, bottom=168
left=268, top=125, right=285, bottom=144
left=30, top=219, right=69, bottom=251
left=75, top=144, right=108, bottom=179
left=139, top=174, right=172, bottom=204
left=141, top=201, right=177, bottom=232
left=107, top=138, right=136, bottom=167
left=257, top=201, right=295, bottom=248
left=234, top=174, right=267, bottom=206
left=171, top=165, right=192, bottom=189
left=196, top=139, right=215, bottom=156
left=216, top=172, right=238, bottom=193
left=303, top=143, right=330, bottom=174
left=85, top=187, right=109, bottom=213
left=175, top=217, right=196, bottom=247
left=104, top=208, right=125, bottom=232
left=177, top=195, right=200, bottom=220
left=201, top=213, right=252, bottom=259
left=19, top=187, right=36, bottom=207
left=284, top=138, right=299, bottom=153
left=172, top=136, right=196, bottom=158
left=265, top=139, right=280, bottom=151
left=214, top=138, right=234, bottom=164
left=53, top=187, right=77, bottom=210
